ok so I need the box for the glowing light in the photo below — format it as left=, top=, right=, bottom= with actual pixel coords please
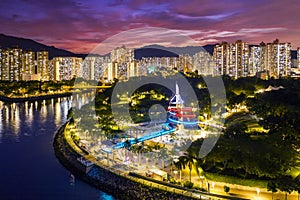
left=168, top=118, right=198, bottom=125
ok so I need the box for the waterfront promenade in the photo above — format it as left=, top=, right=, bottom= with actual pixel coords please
left=55, top=121, right=300, bottom=200
left=54, top=122, right=250, bottom=200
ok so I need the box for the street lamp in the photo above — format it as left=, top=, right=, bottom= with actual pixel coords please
left=199, top=176, right=205, bottom=188
left=174, top=170, right=178, bottom=179
left=256, top=188, right=260, bottom=199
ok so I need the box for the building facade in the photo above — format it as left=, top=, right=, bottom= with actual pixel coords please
left=214, top=39, right=291, bottom=79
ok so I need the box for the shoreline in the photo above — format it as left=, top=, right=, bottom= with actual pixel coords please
left=53, top=122, right=247, bottom=200
left=0, top=90, right=93, bottom=102
left=0, top=93, right=72, bottom=102
left=53, top=123, right=200, bottom=200
left=53, top=123, right=196, bottom=200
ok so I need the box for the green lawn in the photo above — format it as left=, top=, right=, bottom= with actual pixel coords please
left=225, top=111, right=264, bottom=132
left=205, top=172, right=268, bottom=188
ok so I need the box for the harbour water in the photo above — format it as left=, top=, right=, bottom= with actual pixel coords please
left=0, top=93, right=114, bottom=200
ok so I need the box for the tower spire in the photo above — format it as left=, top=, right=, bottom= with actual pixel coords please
left=170, top=82, right=184, bottom=105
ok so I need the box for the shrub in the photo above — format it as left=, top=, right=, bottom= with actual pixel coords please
left=184, top=181, right=194, bottom=189
left=224, top=185, right=230, bottom=193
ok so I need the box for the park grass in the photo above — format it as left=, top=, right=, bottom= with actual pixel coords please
left=288, top=167, right=300, bottom=178
left=204, top=172, right=268, bottom=188
left=225, top=111, right=263, bottom=132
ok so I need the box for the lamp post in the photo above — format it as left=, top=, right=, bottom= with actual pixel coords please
left=256, top=188, right=260, bottom=199
left=174, top=170, right=178, bottom=180
left=199, top=176, right=205, bottom=189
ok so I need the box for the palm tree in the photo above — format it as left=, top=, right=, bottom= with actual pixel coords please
left=124, top=139, right=131, bottom=149
left=157, top=146, right=169, bottom=169
left=153, top=142, right=162, bottom=150
left=173, top=156, right=185, bottom=182
left=144, top=145, right=152, bottom=167
left=139, top=141, right=148, bottom=164
left=182, top=153, right=195, bottom=183
left=181, top=147, right=200, bottom=183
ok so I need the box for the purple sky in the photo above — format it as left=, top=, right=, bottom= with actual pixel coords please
left=1, top=0, right=299, bottom=53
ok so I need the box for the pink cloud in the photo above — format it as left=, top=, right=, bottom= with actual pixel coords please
left=1, top=0, right=300, bottom=52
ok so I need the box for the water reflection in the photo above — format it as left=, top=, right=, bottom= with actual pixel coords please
left=54, top=99, right=62, bottom=127
left=0, top=91, right=112, bottom=200
left=0, top=92, right=95, bottom=143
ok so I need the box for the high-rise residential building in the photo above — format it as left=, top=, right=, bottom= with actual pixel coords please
left=82, top=56, right=95, bottom=80
left=298, top=48, right=300, bottom=69
left=21, top=50, right=35, bottom=80
left=213, top=42, right=229, bottom=76
left=127, top=61, right=139, bottom=78
left=277, top=42, right=291, bottom=77
left=294, top=47, right=300, bottom=70
left=249, top=42, right=266, bottom=76
left=110, top=45, right=134, bottom=63
left=82, top=56, right=110, bottom=80
left=105, top=62, right=118, bottom=81
left=290, top=47, right=300, bottom=78
left=0, top=47, right=22, bottom=81
left=214, top=39, right=290, bottom=79
left=178, top=54, right=193, bottom=73
left=192, top=50, right=214, bottom=75
left=107, top=46, right=137, bottom=80
left=94, top=56, right=110, bottom=81
left=234, top=40, right=249, bottom=78
left=214, top=40, right=250, bottom=78
left=48, top=59, right=55, bottom=81
left=265, top=39, right=291, bottom=78
left=36, top=50, right=49, bottom=81
left=52, top=57, right=83, bottom=81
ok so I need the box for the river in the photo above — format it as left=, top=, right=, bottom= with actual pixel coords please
left=0, top=93, right=114, bottom=200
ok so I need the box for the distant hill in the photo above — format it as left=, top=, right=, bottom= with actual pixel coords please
left=134, top=48, right=178, bottom=60
left=134, top=44, right=215, bottom=60
left=0, top=33, right=77, bottom=59
left=1, top=33, right=296, bottom=60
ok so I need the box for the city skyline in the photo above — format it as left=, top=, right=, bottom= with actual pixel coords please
left=1, top=0, right=300, bottom=53
left=1, top=40, right=298, bottom=82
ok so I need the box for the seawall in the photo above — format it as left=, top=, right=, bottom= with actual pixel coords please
left=53, top=123, right=198, bottom=200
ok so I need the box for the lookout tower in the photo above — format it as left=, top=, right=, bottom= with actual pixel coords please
left=167, top=83, right=198, bottom=129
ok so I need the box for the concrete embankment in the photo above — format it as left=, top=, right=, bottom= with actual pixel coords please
left=53, top=123, right=198, bottom=200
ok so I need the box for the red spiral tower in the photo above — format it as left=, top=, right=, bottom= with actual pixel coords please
left=167, top=83, right=198, bottom=129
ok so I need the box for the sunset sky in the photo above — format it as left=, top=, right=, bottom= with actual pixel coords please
left=1, top=0, right=299, bottom=53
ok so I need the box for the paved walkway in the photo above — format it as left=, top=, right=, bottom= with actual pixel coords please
left=64, top=124, right=299, bottom=200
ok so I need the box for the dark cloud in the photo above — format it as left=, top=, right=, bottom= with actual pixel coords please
left=0, top=0, right=299, bottom=53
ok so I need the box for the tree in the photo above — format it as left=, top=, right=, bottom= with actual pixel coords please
left=67, top=108, right=74, bottom=119
left=276, top=175, right=296, bottom=200
left=181, top=150, right=197, bottom=183
left=295, top=175, right=300, bottom=200
left=224, top=185, right=230, bottom=193
left=157, top=146, right=169, bottom=169
left=124, top=139, right=131, bottom=149
left=267, top=180, right=278, bottom=200
left=173, top=156, right=185, bottom=182
left=224, top=122, right=248, bottom=138
left=130, top=143, right=142, bottom=164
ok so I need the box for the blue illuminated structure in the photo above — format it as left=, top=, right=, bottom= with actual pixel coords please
left=102, top=83, right=198, bottom=153
left=112, top=124, right=176, bottom=150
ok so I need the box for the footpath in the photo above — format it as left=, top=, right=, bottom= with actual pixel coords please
left=53, top=122, right=250, bottom=200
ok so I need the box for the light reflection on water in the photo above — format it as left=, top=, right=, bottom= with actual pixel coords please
left=0, top=92, right=94, bottom=144
left=0, top=92, right=113, bottom=200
